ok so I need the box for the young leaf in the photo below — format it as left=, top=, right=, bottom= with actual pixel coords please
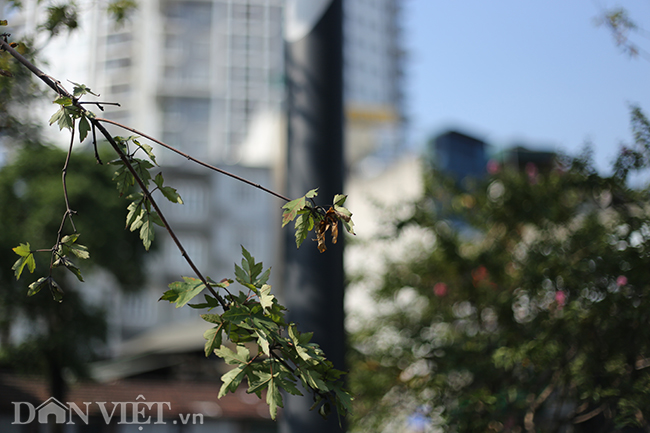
left=133, top=139, right=157, bottom=165
left=160, top=277, right=206, bottom=308
left=12, top=243, right=35, bottom=279
left=72, top=82, right=98, bottom=97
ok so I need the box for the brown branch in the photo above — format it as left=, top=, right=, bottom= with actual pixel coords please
left=95, top=118, right=291, bottom=202
left=0, top=36, right=228, bottom=310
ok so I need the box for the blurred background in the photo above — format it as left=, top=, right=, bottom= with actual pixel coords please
left=1, top=0, right=650, bottom=432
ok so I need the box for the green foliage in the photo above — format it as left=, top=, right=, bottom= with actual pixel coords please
left=162, top=247, right=353, bottom=421
left=282, top=188, right=355, bottom=252
left=106, top=135, right=182, bottom=250
left=40, top=3, right=79, bottom=36
left=3, top=31, right=353, bottom=420
left=350, top=111, right=650, bottom=432
left=0, top=143, right=146, bottom=390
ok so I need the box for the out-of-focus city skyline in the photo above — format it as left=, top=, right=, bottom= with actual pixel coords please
left=404, top=0, right=650, bottom=172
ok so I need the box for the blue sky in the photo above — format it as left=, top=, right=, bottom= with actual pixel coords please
left=403, top=0, right=650, bottom=172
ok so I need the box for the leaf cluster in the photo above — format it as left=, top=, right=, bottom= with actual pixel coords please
left=282, top=188, right=355, bottom=252
left=109, top=135, right=182, bottom=250
left=160, top=247, right=353, bottom=421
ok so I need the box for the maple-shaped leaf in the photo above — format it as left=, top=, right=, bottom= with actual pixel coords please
left=160, top=277, right=206, bottom=308
left=203, top=324, right=224, bottom=357
left=282, top=188, right=318, bottom=227
left=12, top=243, right=35, bottom=279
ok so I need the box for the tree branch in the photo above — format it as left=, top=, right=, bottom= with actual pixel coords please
left=96, top=117, right=291, bottom=202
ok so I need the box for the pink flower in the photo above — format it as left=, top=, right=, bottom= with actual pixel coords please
left=487, top=160, right=500, bottom=175
left=434, top=283, right=448, bottom=297
left=617, top=275, right=628, bottom=287
left=526, top=162, right=539, bottom=184
left=555, top=290, right=566, bottom=308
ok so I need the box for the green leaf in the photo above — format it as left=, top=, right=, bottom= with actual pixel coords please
left=126, top=201, right=143, bottom=229
left=200, top=313, right=222, bottom=324
left=254, top=267, right=271, bottom=287
left=189, top=294, right=221, bottom=310
left=259, top=284, right=275, bottom=311
left=214, top=344, right=251, bottom=365
left=203, top=324, right=223, bottom=357
left=139, top=219, right=155, bottom=250
left=277, top=373, right=303, bottom=397
left=0, top=20, right=8, bottom=25
left=49, top=279, right=64, bottom=303
left=79, top=115, right=90, bottom=142
left=333, top=194, right=347, bottom=206
left=60, top=234, right=89, bottom=259
left=160, top=186, right=183, bottom=204
left=300, top=368, right=329, bottom=392
left=248, top=371, right=273, bottom=395
left=266, top=375, right=283, bottom=420
left=70, top=81, right=98, bottom=97
left=112, top=164, right=135, bottom=196
left=27, top=277, right=49, bottom=297
left=218, top=364, right=247, bottom=398
left=12, top=243, right=35, bottom=279
left=294, top=212, right=314, bottom=248
left=132, top=158, right=153, bottom=187
left=54, top=256, right=84, bottom=282
left=332, top=384, right=354, bottom=417
left=160, top=277, right=206, bottom=308
left=56, top=108, right=75, bottom=131
left=222, top=304, right=252, bottom=326
left=49, top=107, right=65, bottom=126
left=255, top=329, right=271, bottom=356
left=282, top=188, right=318, bottom=227
left=53, top=96, right=73, bottom=106
left=133, top=139, right=157, bottom=165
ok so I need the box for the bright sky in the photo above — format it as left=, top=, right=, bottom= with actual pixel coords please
left=404, top=0, right=650, bottom=173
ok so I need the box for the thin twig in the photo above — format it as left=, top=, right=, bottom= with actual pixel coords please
left=61, top=121, right=77, bottom=233
left=95, top=118, right=291, bottom=202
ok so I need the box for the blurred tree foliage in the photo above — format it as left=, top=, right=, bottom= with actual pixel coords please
left=1, top=1, right=142, bottom=403
left=349, top=109, right=650, bottom=433
left=0, top=143, right=147, bottom=399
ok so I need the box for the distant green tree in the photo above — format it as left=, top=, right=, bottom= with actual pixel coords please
left=349, top=109, right=650, bottom=433
left=0, top=143, right=146, bottom=402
